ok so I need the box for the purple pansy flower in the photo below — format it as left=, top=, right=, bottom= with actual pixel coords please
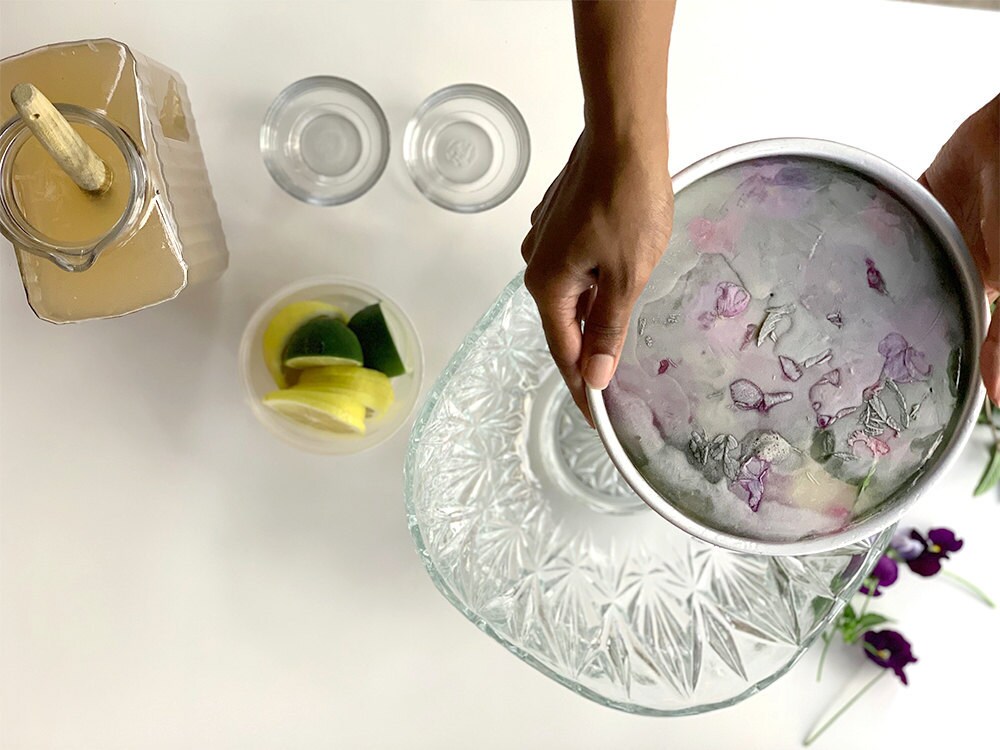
left=863, top=629, right=917, bottom=685
left=889, top=528, right=925, bottom=561
left=731, top=456, right=770, bottom=512
left=905, top=528, right=963, bottom=577
left=860, top=554, right=898, bottom=597
left=866, top=258, right=888, bottom=295
left=877, top=333, right=932, bottom=384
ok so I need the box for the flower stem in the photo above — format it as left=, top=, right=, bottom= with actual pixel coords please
left=861, top=641, right=881, bottom=658
left=816, top=630, right=834, bottom=682
left=857, top=582, right=877, bottom=621
left=941, top=569, right=996, bottom=608
left=802, top=670, right=888, bottom=747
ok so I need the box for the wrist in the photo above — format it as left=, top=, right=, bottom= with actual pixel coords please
left=581, top=117, right=669, bottom=172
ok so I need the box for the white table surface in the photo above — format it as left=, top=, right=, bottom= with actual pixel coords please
left=1, top=1, right=998, bottom=748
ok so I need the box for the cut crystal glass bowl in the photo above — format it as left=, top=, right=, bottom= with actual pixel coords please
left=405, top=275, right=890, bottom=714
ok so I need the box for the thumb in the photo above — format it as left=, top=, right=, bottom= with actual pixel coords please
left=983, top=304, right=1000, bottom=405
left=580, top=275, right=638, bottom=391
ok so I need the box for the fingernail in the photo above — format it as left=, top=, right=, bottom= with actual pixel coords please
left=583, top=354, right=616, bottom=390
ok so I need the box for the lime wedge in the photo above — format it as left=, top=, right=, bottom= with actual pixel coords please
left=263, top=389, right=366, bottom=434
left=283, top=317, right=363, bottom=369
left=296, top=365, right=395, bottom=416
left=348, top=303, right=405, bottom=377
left=262, top=300, right=346, bottom=387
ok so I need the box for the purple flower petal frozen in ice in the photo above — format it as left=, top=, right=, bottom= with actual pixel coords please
left=700, top=283, right=750, bottom=329
left=770, top=165, right=818, bottom=188
left=687, top=214, right=743, bottom=255
left=809, top=369, right=851, bottom=427
left=779, top=349, right=831, bottom=383
left=688, top=217, right=714, bottom=247
left=802, top=349, right=832, bottom=369
left=779, top=355, right=803, bottom=382
left=714, top=282, right=750, bottom=319
left=657, top=359, right=676, bottom=375
left=878, top=333, right=907, bottom=360
left=730, top=379, right=792, bottom=413
left=762, top=391, right=793, bottom=410
left=730, top=379, right=764, bottom=411
left=731, top=456, right=771, bottom=512
left=862, top=201, right=904, bottom=246
left=849, top=430, right=891, bottom=457
left=866, top=257, right=889, bottom=295
left=739, top=324, right=757, bottom=351
left=698, top=311, right=717, bottom=329
left=816, top=405, right=859, bottom=429
left=809, top=369, right=842, bottom=411
left=878, top=333, right=932, bottom=384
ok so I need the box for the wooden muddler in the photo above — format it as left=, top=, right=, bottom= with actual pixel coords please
left=10, top=83, right=112, bottom=195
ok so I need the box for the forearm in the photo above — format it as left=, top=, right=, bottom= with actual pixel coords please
left=572, top=0, right=675, bottom=148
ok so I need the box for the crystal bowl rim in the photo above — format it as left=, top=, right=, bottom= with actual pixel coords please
left=403, top=270, right=893, bottom=714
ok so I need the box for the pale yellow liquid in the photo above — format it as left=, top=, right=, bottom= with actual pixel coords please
left=12, top=124, right=129, bottom=244
left=1, top=39, right=227, bottom=322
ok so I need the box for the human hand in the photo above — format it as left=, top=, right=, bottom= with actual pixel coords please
left=918, top=94, right=999, bottom=403
left=521, top=129, right=673, bottom=423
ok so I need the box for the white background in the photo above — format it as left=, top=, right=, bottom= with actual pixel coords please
left=1, top=1, right=998, bottom=748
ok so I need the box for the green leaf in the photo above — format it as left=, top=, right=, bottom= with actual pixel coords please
left=853, top=613, right=891, bottom=632
left=980, top=397, right=993, bottom=425
left=810, top=429, right=835, bottom=462
left=856, top=461, right=878, bottom=495
left=974, top=443, right=1000, bottom=496
left=837, top=604, right=858, bottom=638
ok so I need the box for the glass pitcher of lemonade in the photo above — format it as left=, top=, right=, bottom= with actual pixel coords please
left=0, top=38, right=228, bottom=323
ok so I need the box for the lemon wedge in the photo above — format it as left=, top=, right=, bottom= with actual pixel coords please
left=263, top=389, right=366, bottom=434
left=295, top=365, right=395, bottom=416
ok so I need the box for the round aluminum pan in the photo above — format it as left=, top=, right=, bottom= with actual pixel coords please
left=587, top=138, right=987, bottom=556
